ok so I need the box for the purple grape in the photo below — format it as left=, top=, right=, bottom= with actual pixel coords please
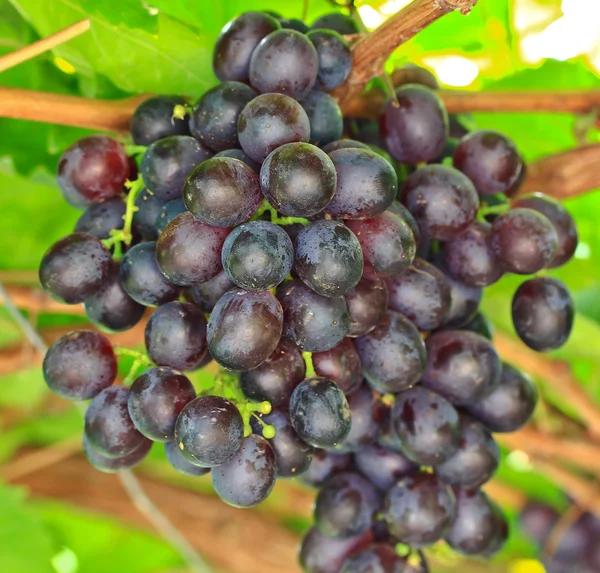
left=131, top=95, right=190, bottom=145
left=326, top=148, right=397, bottom=219
left=84, top=434, right=152, bottom=473
left=156, top=198, right=186, bottom=234
left=84, top=386, right=146, bottom=458
left=187, top=270, right=234, bottom=313
left=341, top=543, right=407, bottom=573
left=392, top=386, right=460, bottom=466
left=454, top=130, right=523, bottom=196
left=354, top=311, right=426, bottom=394
left=462, top=311, right=494, bottom=340
left=310, top=13, right=361, bottom=35
left=189, top=81, right=257, bottom=151
left=75, top=197, right=126, bottom=239
left=344, top=276, right=389, bottom=338
left=490, top=208, right=558, bottom=274
left=43, top=330, right=117, bottom=401
left=315, top=472, right=381, bottom=539
left=519, top=502, right=559, bottom=545
left=402, top=164, right=479, bottom=240
left=240, top=342, right=306, bottom=407
left=207, top=288, right=283, bottom=371
left=307, top=29, right=352, bottom=90
left=354, top=444, right=416, bottom=491
left=249, top=29, right=318, bottom=100
left=133, top=188, right=163, bottom=240
left=260, top=142, right=337, bottom=217
left=164, top=440, right=210, bottom=477
left=322, top=139, right=370, bottom=154
left=145, top=301, right=208, bottom=371
left=301, top=449, right=352, bottom=488
left=381, top=85, right=449, bottom=165
left=128, top=367, right=196, bottom=442
left=212, top=434, right=277, bottom=507
left=184, top=157, right=261, bottom=227
left=512, top=277, right=574, bottom=351
left=280, top=18, right=309, bottom=33
left=238, top=93, right=310, bottom=163
left=156, top=212, right=230, bottom=286
left=301, top=90, right=344, bottom=146
left=214, top=148, right=260, bottom=173
left=312, top=338, right=363, bottom=395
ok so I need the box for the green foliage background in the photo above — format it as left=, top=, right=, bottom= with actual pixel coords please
left=0, top=0, right=598, bottom=571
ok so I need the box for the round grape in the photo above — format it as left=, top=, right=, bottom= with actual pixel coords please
left=310, top=13, right=361, bottom=35
left=280, top=18, right=309, bottom=33
left=214, top=148, right=260, bottom=173
left=344, top=276, right=388, bottom=338
left=133, top=188, right=163, bottom=240
left=84, top=435, right=151, bottom=473
left=312, top=338, right=363, bottom=395
left=301, top=449, right=352, bottom=489
left=164, top=440, right=210, bottom=477
left=341, top=544, right=407, bottom=573
left=187, top=270, right=234, bottom=312
left=156, top=198, right=186, bottom=234
left=441, top=267, right=482, bottom=328
left=354, top=444, right=416, bottom=492
left=131, top=95, right=190, bottom=145
left=75, top=197, right=126, bottom=239
left=307, top=29, right=352, bottom=90
left=301, top=90, right=343, bottom=146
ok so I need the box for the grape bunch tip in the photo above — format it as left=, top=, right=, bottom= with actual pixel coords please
left=38, top=8, right=578, bottom=572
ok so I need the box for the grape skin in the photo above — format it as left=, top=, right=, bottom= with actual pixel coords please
left=294, top=220, right=364, bottom=298
left=307, top=30, right=352, bottom=90
left=354, top=444, right=416, bottom=492
left=310, top=13, right=361, bottom=35
left=156, top=198, right=186, bottom=234
left=128, top=367, right=196, bottom=442
left=164, top=440, right=210, bottom=477
left=301, top=90, right=344, bottom=147
left=214, top=148, right=260, bottom=173
left=174, top=396, right=243, bottom=467
left=212, top=434, right=278, bottom=508
left=341, top=544, right=407, bottom=573
left=437, top=260, right=482, bottom=328
left=249, top=29, right=319, bottom=100
left=312, top=338, right=363, bottom=395
left=83, top=434, right=152, bottom=473
left=184, top=157, right=262, bottom=228
left=133, top=188, right=163, bottom=240
left=207, top=288, right=283, bottom=371
left=187, top=270, right=234, bottom=312
left=75, top=197, right=126, bottom=239
left=512, top=277, right=574, bottom=351
left=131, top=95, right=191, bottom=145
left=300, top=449, right=352, bottom=489
left=156, top=212, right=231, bottom=286
left=145, top=301, right=208, bottom=371
left=322, top=139, right=370, bottom=154
left=344, top=276, right=389, bottom=338
left=39, top=232, right=112, bottom=304
left=462, top=311, right=494, bottom=340
left=238, top=93, right=311, bottom=163
left=43, top=330, right=117, bottom=401
left=354, top=311, right=426, bottom=394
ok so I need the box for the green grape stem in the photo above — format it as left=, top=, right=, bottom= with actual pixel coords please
left=302, top=351, right=316, bottom=378
left=252, top=199, right=309, bottom=227
left=477, top=202, right=510, bottom=222
left=113, top=346, right=154, bottom=385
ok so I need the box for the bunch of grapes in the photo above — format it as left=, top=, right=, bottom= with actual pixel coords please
left=38, top=8, right=577, bottom=572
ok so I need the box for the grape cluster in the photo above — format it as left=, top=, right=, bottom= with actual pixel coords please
left=38, top=8, right=577, bottom=572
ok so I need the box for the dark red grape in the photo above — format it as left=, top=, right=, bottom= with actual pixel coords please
left=341, top=543, right=406, bottom=573
left=307, top=29, right=352, bottom=90
left=381, top=85, right=448, bottom=165
left=85, top=262, right=145, bottom=333
left=346, top=211, right=416, bottom=278
left=184, top=157, right=261, bottom=227
left=354, top=311, right=426, bottom=394
left=249, top=29, right=318, bottom=100
left=128, top=367, right=196, bottom=442
left=238, top=93, right=310, bottom=163
left=441, top=269, right=482, bottom=329
left=213, top=12, right=280, bottom=82
left=445, top=489, right=498, bottom=555
left=289, top=377, right=351, bottom=448
left=214, top=148, right=260, bottom=173
left=512, top=192, right=578, bottom=268
left=156, top=212, right=230, bottom=286
left=43, top=330, right=117, bottom=400
left=392, top=386, right=460, bottom=466
left=164, top=440, right=210, bottom=477
left=39, top=232, right=112, bottom=304
left=354, top=444, right=416, bottom=491
left=315, top=472, right=381, bottom=539
left=57, top=135, right=130, bottom=208
left=422, top=330, right=501, bottom=406
left=335, top=385, right=383, bottom=453
left=207, top=288, right=283, bottom=371
left=386, top=258, right=451, bottom=331
left=120, top=242, right=181, bottom=306
left=84, top=386, right=146, bottom=458
left=443, top=221, right=503, bottom=287
left=312, top=338, right=363, bottom=395
left=300, top=449, right=352, bottom=488
left=301, top=90, right=343, bottom=146
left=467, top=362, right=538, bottom=432
left=300, top=527, right=373, bottom=573
left=133, top=188, right=163, bottom=240
left=344, top=276, right=388, bottom=338
left=240, top=341, right=306, bottom=407
left=175, top=396, right=243, bottom=467
left=294, top=220, right=363, bottom=297
left=490, top=208, right=558, bottom=274
left=145, top=301, right=208, bottom=371
left=221, top=221, right=293, bottom=291
left=512, top=277, right=574, bottom=351
left=383, top=472, right=456, bottom=547
left=326, top=148, right=397, bottom=219
left=277, top=279, right=350, bottom=351
left=402, top=164, right=479, bottom=240
left=435, top=416, right=499, bottom=489
left=156, top=198, right=186, bottom=234
left=187, top=270, right=234, bottom=312
left=84, top=434, right=151, bottom=473
left=140, top=135, right=212, bottom=202
left=75, top=197, right=126, bottom=239
left=189, top=81, right=257, bottom=151
left=212, top=434, right=277, bottom=507
left=454, top=130, right=523, bottom=196
left=260, top=142, right=336, bottom=217
left=255, top=409, right=313, bottom=477
left=462, top=311, right=494, bottom=340
left=310, top=13, right=361, bottom=35
left=131, top=95, right=190, bottom=145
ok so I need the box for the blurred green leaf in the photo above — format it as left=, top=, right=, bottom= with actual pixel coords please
left=78, top=0, right=158, bottom=33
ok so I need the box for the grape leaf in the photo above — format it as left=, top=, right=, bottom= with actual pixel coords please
left=78, top=0, right=158, bottom=33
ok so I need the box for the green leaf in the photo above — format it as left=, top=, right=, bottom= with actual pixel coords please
left=78, top=0, right=158, bottom=33
left=0, top=484, right=55, bottom=573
